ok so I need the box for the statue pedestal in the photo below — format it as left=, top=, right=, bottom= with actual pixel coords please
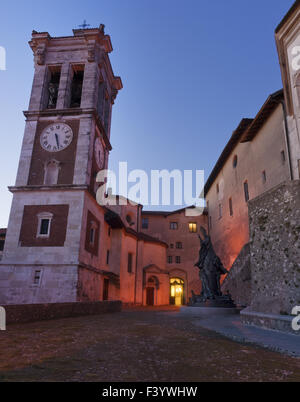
left=188, top=294, right=237, bottom=308
left=179, top=306, right=240, bottom=316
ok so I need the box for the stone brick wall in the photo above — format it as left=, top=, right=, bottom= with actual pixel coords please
left=221, top=243, right=251, bottom=307
left=0, top=265, right=78, bottom=305
left=247, top=180, right=300, bottom=315
left=3, top=300, right=122, bottom=324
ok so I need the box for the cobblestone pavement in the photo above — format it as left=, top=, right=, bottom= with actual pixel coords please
left=0, top=306, right=299, bottom=382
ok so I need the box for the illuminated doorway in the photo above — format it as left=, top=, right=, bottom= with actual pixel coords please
left=170, top=278, right=184, bottom=306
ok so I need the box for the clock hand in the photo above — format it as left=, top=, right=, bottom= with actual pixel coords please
left=55, top=133, right=60, bottom=149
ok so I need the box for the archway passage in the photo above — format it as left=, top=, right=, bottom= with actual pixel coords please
left=170, top=278, right=184, bottom=306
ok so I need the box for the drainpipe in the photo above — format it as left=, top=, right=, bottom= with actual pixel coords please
left=279, top=98, right=294, bottom=180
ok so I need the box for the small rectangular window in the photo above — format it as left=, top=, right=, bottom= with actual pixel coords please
left=33, top=270, right=41, bottom=285
left=0, top=240, right=4, bottom=251
left=176, top=242, right=182, bottom=249
left=229, top=198, right=233, bottom=216
left=218, top=204, right=222, bottom=219
left=167, top=256, right=173, bottom=264
left=128, top=253, right=133, bottom=273
left=281, top=150, right=286, bottom=164
left=40, top=219, right=50, bottom=235
left=106, top=250, right=110, bottom=265
left=90, top=227, right=95, bottom=244
left=216, top=183, right=219, bottom=194
left=244, top=181, right=249, bottom=202
left=170, top=222, right=178, bottom=230
left=189, top=223, right=197, bottom=233
left=37, top=213, right=53, bottom=238
left=175, top=256, right=181, bottom=264
left=262, top=170, right=266, bottom=184
left=142, top=217, right=149, bottom=229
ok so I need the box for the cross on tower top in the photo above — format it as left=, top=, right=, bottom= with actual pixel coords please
left=78, top=20, right=91, bottom=29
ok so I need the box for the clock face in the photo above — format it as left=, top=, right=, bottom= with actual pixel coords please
left=94, top=137, right=105, bottom=169
left=40, top=123, right=73, bottom=152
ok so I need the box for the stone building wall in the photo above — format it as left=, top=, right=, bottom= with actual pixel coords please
left=221, top=243, right=251, bottom=307
left=0, top=264, right=78, bottom=305
left=206, top=104, right=290, bottom=271
left=247, top=180, right=300, bottom=316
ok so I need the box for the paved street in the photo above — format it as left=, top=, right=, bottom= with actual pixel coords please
left=0, top=307, right=299, bottom=382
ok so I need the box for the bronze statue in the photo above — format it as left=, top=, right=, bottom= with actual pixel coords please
left=192, top=227, right=235, bottom=307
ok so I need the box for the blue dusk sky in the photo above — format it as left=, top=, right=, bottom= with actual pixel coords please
left=0, top=0, right=295, bottom=227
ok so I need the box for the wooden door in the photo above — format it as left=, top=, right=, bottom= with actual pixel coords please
left=146, top=287, right=154, bottom=306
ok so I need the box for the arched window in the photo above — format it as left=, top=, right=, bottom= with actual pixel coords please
left=126, top=213, right=135, bottom=226
left=44, top=160, right=60, bottom=185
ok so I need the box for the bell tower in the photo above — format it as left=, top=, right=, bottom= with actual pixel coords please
left=0, top=25, right=122, bottom=304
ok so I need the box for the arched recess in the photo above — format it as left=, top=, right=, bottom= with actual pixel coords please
left=146, top=275, right=159, bottom=306
left=147, top=275, right=159, bottom=289
left=169, top=268, right=188, bottom=306
left=169, top=277, right=185, bottom=306
left=125, top=212, right=135, bottom=227
left=44, top=159, right=60, bottom=185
